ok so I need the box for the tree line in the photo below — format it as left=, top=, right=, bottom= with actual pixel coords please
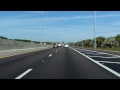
left=74, top=34, right=120, bottom=48
left=0, top=36, right=52, bottom=45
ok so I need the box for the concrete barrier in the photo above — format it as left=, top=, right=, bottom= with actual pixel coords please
left=0, top=39, right=52, bottom=51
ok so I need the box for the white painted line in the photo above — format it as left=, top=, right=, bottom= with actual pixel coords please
left=83, top=53, right=103, bottom=55
left=97, top=52, right=107, bottom=54
left=80, top=48, right=120, bottom=53
left=79, top=49, right=106, bottom=53
left=78, top=48, right=120, bottom=58
left=82, top=53, right=96, bottom=54
left=49, top=54, right=52, bottom=57
left=15, top=69, right=33, bottom=79
left=69, top=47, right=120, bottom=78
left=97, top=61, right=120, bottom=64
left=93, top=54, right=104, bottom=55
left=89, top=55, right=102, bottom=57
left=56, top=50, right=57, bottom=52
left=88, top=55, right=120, bottom=58
left=100, top=50, right=120, bottom=53
left=78, top=49, right=107, bottom=54
left=59, top=47, right=62, bottom=50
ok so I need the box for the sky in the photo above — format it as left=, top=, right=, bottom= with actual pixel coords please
left=0, top=11, right=120, bottom=42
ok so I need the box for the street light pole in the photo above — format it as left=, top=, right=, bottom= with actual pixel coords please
left=82, top=40, right=83, bottom=47
left=94, top=11, right=96, bottom=49
left=52, top=30, right=54, bottom=46
left=41, top=11, right=43, bottom=45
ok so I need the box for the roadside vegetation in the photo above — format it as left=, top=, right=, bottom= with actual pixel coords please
left=0, top=36, right=52, bottom=45
left=73, top=34, right=120, bottom=52
left=0, top=36, right=8, bottom=39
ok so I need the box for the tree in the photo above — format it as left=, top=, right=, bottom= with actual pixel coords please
left=115, top=34, right=120, bottom=46
left=33, top=41, right=40, bottom=44
left=96, top=36, right=105, bottom=47
left=84, top=39, right=92, bottom=46
left=0, top=36, right=8, bottom=39
left=102, top=37, right=119, bottom=48
left=15, top=39, right=31, bottom=42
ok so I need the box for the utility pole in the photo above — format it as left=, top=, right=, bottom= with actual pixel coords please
left=52, top=29, right=54, bottom=46
left=94, top=11, right=96, bottom=49
left=82, top=41, right=83, bottom=47
left=41, top=11, right=43, bottom=45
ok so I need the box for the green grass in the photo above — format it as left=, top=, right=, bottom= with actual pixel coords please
left=74, top=46, right=120, bottom=52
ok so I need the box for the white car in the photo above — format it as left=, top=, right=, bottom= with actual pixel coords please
left=57, top=43, right=62, bottom=47
left=64, top=44, right=69, bottom=47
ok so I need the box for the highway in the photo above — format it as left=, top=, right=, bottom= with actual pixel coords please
left=0, top=47, right=120, bottom=79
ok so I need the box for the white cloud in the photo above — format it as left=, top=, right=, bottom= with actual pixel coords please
left=0, top=18, right=41, bottom=27
left=1, top=13, right=120, bottom=26
left=1, top=12, right=120, bottom=42
left=44, top=14, right=120, bottom=21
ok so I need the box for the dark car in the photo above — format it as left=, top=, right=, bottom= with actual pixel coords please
left=53, top=43, right=58, bottom=48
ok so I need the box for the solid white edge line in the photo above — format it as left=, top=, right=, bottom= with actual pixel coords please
left=42, top=60, right=44, bottom=62
left=15, top=69, right=33, bottom=79
left=69, top=47, right=120, bottom=78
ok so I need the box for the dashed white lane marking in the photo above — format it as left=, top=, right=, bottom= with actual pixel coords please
left=42, top=60, right=44, bottom=62
left=97, top=61, right=120, bottom=64
left=69, top=47, right=120, bottom=78
left=48, top=54, right=52, bottom=57
left=56, top=50, right=57, bottom=52
left=58, top=47, right=62, bottom=50
left=15, top=69, right=33, bottom=79
left=87, top=56, right=120, bottom=58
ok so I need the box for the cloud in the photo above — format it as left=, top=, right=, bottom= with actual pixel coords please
left=43, top=14, right=120, bottom=21
left=1, top=13, right=120, bottom=27
left=1, top=12, right=120, bottom=42
left=0, top=17, right=41, bottom=27
left=96, top=14, right=120, bottom=18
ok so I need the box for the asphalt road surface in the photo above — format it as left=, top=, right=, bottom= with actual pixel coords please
left=0, top=47, right=119, bottom=79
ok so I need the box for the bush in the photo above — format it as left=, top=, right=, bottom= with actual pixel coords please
left=0, top=36, right=8, bottom=39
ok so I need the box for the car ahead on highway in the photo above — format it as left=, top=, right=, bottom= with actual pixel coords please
left=64, top=44, right=69, bottom=47
left=57, top=43, right=62, bottom=47
left=53, top=43, right=58, bottom=48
